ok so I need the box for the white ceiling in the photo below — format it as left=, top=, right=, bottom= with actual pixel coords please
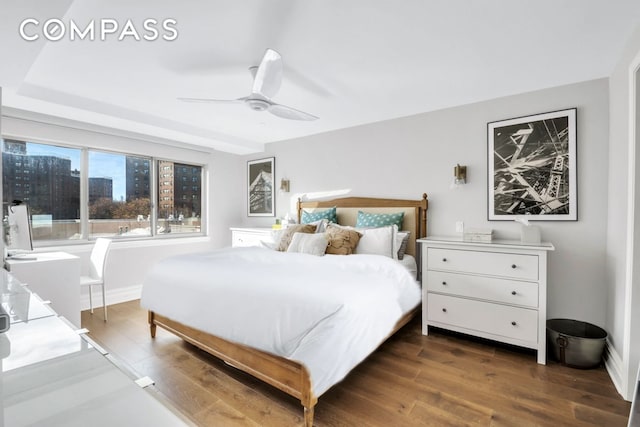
left=1, top=1, right=639, bottom=154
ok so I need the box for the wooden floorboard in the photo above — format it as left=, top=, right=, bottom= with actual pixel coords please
left=82, top=301, right=631, bottom=426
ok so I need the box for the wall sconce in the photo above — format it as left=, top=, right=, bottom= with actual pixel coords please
left=280, top=178, right=290, bottom=193
left=450, top=164, right=467, bottom=189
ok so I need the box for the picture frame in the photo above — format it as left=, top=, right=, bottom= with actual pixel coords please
left=247, top=157, right=275, bottom=217
left=487, top=108, right=577, bottom=221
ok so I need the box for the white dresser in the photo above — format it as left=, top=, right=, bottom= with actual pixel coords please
left=230, top=227, right=274, bottom=247
left=419, top=237, right=554, bottom=364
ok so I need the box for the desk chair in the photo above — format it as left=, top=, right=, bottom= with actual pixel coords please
left=80, top=238, right=111, bottom=321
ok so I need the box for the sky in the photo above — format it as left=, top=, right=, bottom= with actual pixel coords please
left=88, top=151, right=126, bottom=201
left=26, top=142, right=126, bottom=201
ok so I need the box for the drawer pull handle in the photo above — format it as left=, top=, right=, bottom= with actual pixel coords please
left=511, top=291, right=517, bottom=295
left=511, top=321, right=517, bottom=326
left=442, top=281, right=447, bottom=286
left=442, top=308, right=447, bottom=313
left=511, top=264, right=517, bottom=269
left=442, top=258, right=447, bottom=262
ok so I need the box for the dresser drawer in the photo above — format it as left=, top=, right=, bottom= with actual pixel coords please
left=427, top=248, right=538, bottom=280
left=427, top=293, right=538, bottom=342
left=231, top=229, right=273, bottom=247
left=426, top=271, right=538, bottom=308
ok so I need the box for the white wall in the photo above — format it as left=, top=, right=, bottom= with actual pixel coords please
left=243, top=79, right=610, bottom=328
left=607, top=23, right=640, bottom=400
left=209, top=150, right=246, bottom=248
left=1, top=109, right=245, bottom=308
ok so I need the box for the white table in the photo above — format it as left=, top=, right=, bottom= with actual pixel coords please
left=5, top=252, right=81, bottom=327
left=0, top=270, right=193, bottom=426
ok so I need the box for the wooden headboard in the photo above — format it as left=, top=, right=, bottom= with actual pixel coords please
left=297, top=194, right=428, bottom=257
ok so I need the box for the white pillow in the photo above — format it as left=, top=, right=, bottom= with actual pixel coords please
left=271, top=228, right=285, bottom=245
left=354, top=225, right=398, bottom=258
left=328, top=224, right=403, bottom=259
left=394, top=231, right=411, bottom=260
left=307, top=218, right=328, bottom=233
left=286, top=232, right=328, bottom=256
left=259, top=240, right=277, bottom=250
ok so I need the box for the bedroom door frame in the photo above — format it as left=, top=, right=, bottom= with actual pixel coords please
left=624, top=49, right=640, bottom=401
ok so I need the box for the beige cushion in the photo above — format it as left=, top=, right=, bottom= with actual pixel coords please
left=325, top=224, right=361, bottom=255
left=276, top=224, right=317, bottom=251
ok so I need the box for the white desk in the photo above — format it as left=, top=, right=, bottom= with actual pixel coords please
left=0, top=271, right=193, bottom=426
left=5, top=252, right=81, bottom=327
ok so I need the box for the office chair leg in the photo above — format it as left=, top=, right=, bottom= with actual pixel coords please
left=102, top=284, right=107, bottom=322
left=89, top=284, right=94, bottom=314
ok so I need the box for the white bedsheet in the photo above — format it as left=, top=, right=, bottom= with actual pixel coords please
left=398, top=254, right=417, bottom=279
left=140, top=246, right=421, bottom=396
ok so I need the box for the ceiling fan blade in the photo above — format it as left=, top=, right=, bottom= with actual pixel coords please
left=268, top=103, right=318, bottom=121
left=249, top=66, right=258, bottom=79
left=178, top=97, right=246, bottom=104
left=252, top=48, right=283, bottom=99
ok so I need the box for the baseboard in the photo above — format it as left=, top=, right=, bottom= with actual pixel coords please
left=81, top=283, right=142, bottom=311
left=604, top=337, right=629, bottom=400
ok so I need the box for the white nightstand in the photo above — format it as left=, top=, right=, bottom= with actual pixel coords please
left=418, top=236, right=554, bottom=364
left=230, top=227, right=274, bottom=247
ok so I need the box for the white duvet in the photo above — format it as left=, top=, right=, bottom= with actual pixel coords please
left=140, top=246, right=421, bottom=396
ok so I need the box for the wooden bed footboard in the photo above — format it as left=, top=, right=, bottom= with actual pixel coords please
left=148, top=306, right=419, bottom=426
left=148, top=310, right=318, bottom=426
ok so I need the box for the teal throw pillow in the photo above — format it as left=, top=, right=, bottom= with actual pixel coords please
left=355, top=211, right=404, bottom=229
left=301, top=207, right=337, bottom=224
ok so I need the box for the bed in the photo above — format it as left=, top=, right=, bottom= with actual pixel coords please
left=142, top=194, right=428, bottom=426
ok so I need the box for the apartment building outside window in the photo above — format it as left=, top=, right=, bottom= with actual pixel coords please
left=88, top=151, right=152, bottom=238
left=2, top=139, right=205, bottom=243
left=2, top=139, right=81, bottom=240
left=156, top=160, right=202, bottom=234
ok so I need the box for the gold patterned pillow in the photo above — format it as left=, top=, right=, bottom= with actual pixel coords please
left=276, top=224, right=317, bottom=251
left=325, top=224, right=362, bottom=255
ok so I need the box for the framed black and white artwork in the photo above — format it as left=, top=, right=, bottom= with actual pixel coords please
left=247, top=157, right=275, bottom=217
left=488, top=108, right=577, bottom=221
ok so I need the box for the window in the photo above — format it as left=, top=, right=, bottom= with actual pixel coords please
left=2, top=138, right=205, bottom=244
left=156, top=160, right=202, bottom=234
left=2, top=139, right=81, bottom=241
left=88, top=151, right=151, bottom=238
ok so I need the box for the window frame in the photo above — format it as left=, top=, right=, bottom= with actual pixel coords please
left=154, top=157, right=204, bottom=237
left=87, top=148, right=153, bottom=239
left=2, top=138, right=207, bottom=247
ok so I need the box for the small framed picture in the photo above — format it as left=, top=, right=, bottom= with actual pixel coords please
left=247, top=157, right=275, bottom=217
left=488, top=108, right=577, bottom=221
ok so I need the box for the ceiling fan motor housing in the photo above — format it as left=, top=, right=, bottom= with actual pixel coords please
left=247, top=98, right=270, bottom=111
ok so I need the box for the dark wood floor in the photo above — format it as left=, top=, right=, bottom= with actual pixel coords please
left=82, top=301, right=631, bottom=426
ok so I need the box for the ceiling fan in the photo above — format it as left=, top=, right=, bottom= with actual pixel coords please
left=178, top=48, right=318, bottom=121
